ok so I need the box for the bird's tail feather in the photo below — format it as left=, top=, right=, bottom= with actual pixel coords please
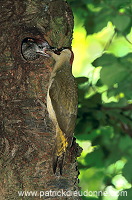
left=52, top=127, right=68, bottom=175
left=52, top=154, right=58, bottom=174
left=53, top=153, right=65, bottom=175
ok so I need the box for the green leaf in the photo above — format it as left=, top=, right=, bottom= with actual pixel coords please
left=110, top=0, right=131, bottom=7
left=116, top=74, right=132, bottom=99
left=122, top=160, right=132, bottom=183
left=94, top=9, right=112, bottom=32
left=103, top=99, right=128, bottom=108
left=112, top=15, right=131, bottom=32
left=121, top=53, right=132, bottom=68
left=119, top=136, right=132, bottom=152
left=100, top=63, right=126, bottom=87
left=75, top=117, right=93, bottom=136
left=84, top=148, right=104, bottom=168
left=93, top=54, right=117, bottom=67
left=76, top=77, right=89, bottom=84
left=118, top=189, right=132, bottom=200
left=84, top=15, right=95, bottom=35
left=87, top=93, right=102, bottom=105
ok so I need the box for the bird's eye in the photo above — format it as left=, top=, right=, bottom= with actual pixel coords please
left=38, top=45, right=42, bottom=49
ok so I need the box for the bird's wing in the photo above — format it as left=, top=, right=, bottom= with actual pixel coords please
left=49, top=73, right=78, bottom=138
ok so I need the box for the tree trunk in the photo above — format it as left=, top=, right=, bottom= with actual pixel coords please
left=0, top=0, right=81, bottom=199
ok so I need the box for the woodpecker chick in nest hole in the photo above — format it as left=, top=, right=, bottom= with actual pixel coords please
left=21, top=37, right=56, bottom=61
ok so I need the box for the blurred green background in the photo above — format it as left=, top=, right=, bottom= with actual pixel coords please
left=67, top=0, right=132, bottom=199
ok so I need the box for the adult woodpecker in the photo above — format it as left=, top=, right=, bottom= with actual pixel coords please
left=21, top=37, right=53, bottom=61
left=46, top=48, right=78, bottom=175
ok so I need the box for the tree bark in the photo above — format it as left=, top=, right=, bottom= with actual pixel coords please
left=0, top=0, right=81, bottom=199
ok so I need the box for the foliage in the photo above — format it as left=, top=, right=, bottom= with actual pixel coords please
left=68, top=0, right=131, bottom=36
left=67, top=0, right=132, bottom=199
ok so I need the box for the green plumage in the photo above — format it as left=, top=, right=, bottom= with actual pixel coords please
left=47, top=49, right=78, bottom=174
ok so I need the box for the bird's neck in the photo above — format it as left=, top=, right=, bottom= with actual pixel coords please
left=51, top=60, right=71, bottom=79
left=53, top=59, right=68, bottom=72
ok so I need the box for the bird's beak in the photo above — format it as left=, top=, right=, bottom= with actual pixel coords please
left=36, top=47, right=51, bottom=57
left=47, top=47, right=62, bottom=55
left=45, top=49, right=54, bottom=56
left=45, top=47, right=59, bottom=56
left=43, top=47, right=51, bottom=57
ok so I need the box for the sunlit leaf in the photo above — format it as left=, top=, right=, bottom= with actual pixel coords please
left=67, top=0, right=132, bottom=196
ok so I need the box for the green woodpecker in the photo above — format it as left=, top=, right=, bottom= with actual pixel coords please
left=46, top=48, right=78, bottom=175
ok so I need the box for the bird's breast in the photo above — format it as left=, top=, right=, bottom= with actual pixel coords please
left=47, top=79, right=57, bottom=125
